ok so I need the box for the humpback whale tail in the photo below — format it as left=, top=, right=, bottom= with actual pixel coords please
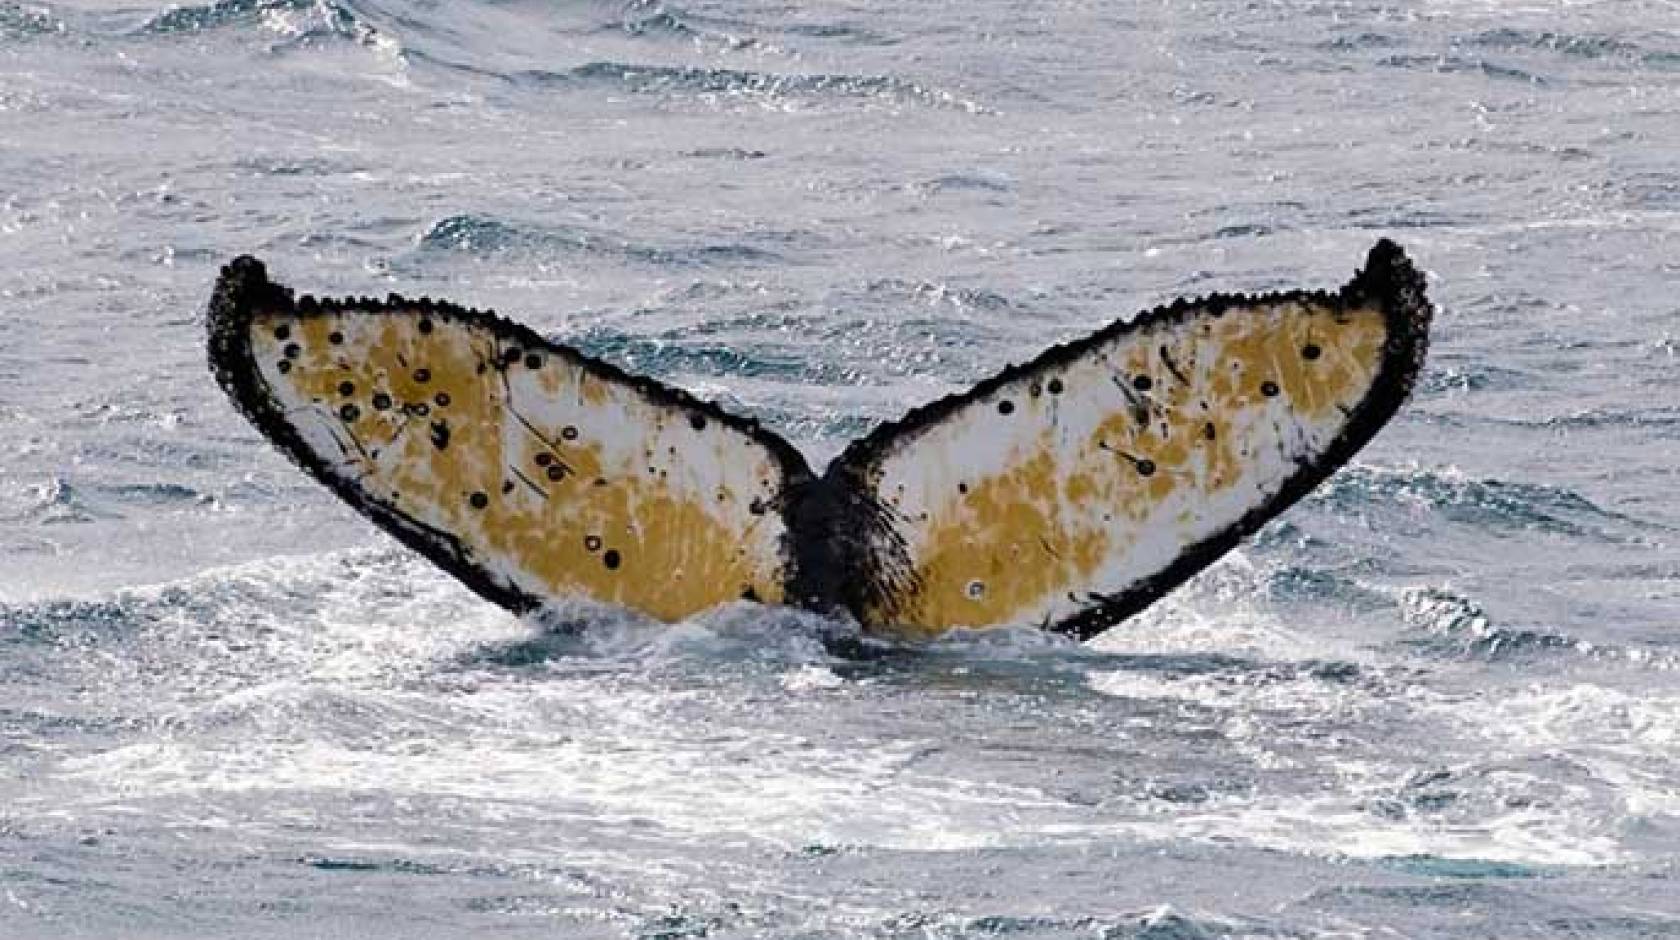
left=207, top=241, right=1431, bottom=640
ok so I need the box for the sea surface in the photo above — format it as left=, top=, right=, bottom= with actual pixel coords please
left=3, top=1, right=1679, bottom=936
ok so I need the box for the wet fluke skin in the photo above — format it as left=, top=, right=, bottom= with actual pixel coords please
left=208, top=241, right=1430, bottom=638
left=827, top=240, right=1432, bottom=638
left=207, top=259, right=812, bottom=622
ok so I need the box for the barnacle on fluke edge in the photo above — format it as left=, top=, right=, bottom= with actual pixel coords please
left=207, top=240, right=1431, bottom=639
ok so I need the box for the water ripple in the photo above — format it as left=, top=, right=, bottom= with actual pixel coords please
left=414, top=213, right=782, bottom=267
left=1379, top=53, right=1547, bottom=85
left=1463, top=27, right=1680, bottom=71
left=0, top=1, right=63, bottom=39
left=1311, top=466, right=1659, bottom=541
left=1398, top=586, right=1580, bottom=659
left=516, top=61, right=984, bottom=112
left=139, top=0, right=360, bottom=39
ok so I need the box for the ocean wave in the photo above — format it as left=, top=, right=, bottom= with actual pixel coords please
left=680, top=146, right=768, bottom=161
left=1259, top=565, right=1394, bottom=610
left=612, top=1, right=896, bottom=48
left=859, top=276, right=1016, bottom=312
left=1085, top=656, right=1370, bottom=718
left=612, top=2, right=705, bottom=41
left=718, top=399, right=880, bottom=446
left=1390, top=582, right=1680, bottom=669
left=0, top=1, right=63, bottom=39
left=0, top=477, right=102, bottom=525
left=609, top=1, right=761, bottom=52
left=1400, top=683, right=1680, bottom=857
left=1463, top=27, right=1680, bottom=71
left=0, top=546, right=484, bottom=647
left=516, top=61, right=984, bottom=112
left=414, top=213, right=782, bottom=267
left=1082, top=665, right=1633, bottom=867
left=0, top=547, right=850, bottom=679
left=1378, top=53, right=1546, bottom=85
left=1613, top=171, right=1680, bottom=212
left=883, top=906, right=1276, bottom=940
left=134, top=0, right=402, bottom=62
left=1415, top=360, right=1534, bottom=394
left=914, top=172, right=1014, bottom=196
left=7, top=558, right=1654, bottom=880
left=780, top=20, right=899, bottom=46
left=1, top=595, right=128, bottom=646
left=231, top=154, right=368, bottom=176
left=1397, top=585, right=1580, bottom=659
left=140, top=0, right=356, bottom=39
left=0, top=471, right=230, bottom=529
left=1342, top=203, right=1478, bottom=231
left=466, top=599, right=846, bottom=672
left=1319, top=31, right=1402, bottom=52
left=1487, top=404, right=1680, bottom=434
left=1356, top=758, right=1611, bottom=847
left=1309, top=465, right=1657, bottom=541
left=569, top=327, right=849, bottom=384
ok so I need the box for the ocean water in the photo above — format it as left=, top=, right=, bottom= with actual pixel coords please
left=3, top=0, right=1680, bottom=936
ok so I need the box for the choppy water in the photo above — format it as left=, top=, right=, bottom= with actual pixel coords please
left=3, top=0, right=1679, bottom=936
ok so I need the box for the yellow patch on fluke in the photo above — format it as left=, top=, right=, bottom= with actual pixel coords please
left=853, top=295, right=1391, bottom=631
left=240, top=298, right=794, bottom=621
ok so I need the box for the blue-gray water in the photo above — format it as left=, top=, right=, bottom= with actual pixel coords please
left=3, top=1, right=1679, bottom=936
